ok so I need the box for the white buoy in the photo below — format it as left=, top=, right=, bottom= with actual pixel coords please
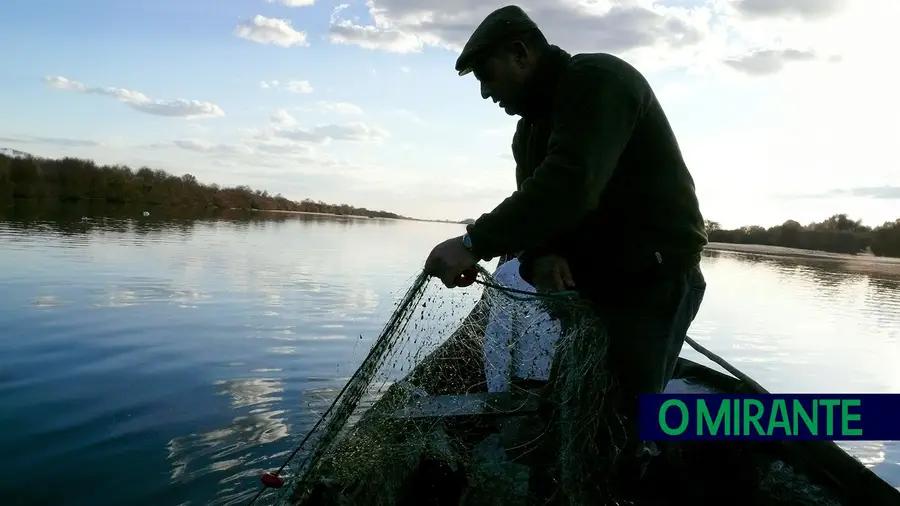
left=142, top=211, right=150, bottom=217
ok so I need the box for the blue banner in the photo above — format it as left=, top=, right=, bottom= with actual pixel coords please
left=638, top=394, right=900, bottom=441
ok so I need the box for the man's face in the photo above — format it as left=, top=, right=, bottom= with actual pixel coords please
left=473, top=49, right=532, bottom=116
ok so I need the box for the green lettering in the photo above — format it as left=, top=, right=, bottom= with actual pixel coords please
left=733, top=396, right=740, bottom=436
left=792, top=399, right=818, bottom=435
left=841, top=399, right=862, bottom=436
left=743, top=399, right=765, bottom=435
left=820, top=399, right=840, bottom=436
left=767, top=399, right=792, bottom=436
left=659, top=399, right=689, bottom=435
left=698, top=399, right=729, bottom=435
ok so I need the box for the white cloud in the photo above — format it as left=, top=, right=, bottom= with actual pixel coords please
left=285, top=80, right=313, bottom=93
left=141, top=109, right=390, bottom=175
left=321, top=0, right=896, bottom=77
left=790, top=186, right=900, bottom=201
left=234, top=15, right=309, bottom=47
left=184, top=123, right=208, bottom=133
left=268, top=122, right=389, bottom=144
left=315, top=101, right=364, bottom=116
left=43, top=76, right=225, bottom=119
left=253, top=140, right=316, bottom=156
left=266, top=0, right=315, bottom=6
left=723, top=48, right=830, bottom=76
left=400, top=66, right=411, bottom=73
left=260, top=79, right=313, bottom=93
left=144, top=135, right=324, bottom=170
left=28, top=0, right=899, bottom=224
left=326, top=1, right=709, bottom=66
left=388, top=109, right=423, bottom=125
left=732, top=0, right=847, bottom=21
left=270, top=108, right=297, bottom=126
left=172, top=139, right=254, bottom=156
left=719, top=0, right=896, bottom=67
left=0, top=134, right=101, bottom=147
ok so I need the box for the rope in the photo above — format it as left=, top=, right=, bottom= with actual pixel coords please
left=245, top=266, right=764, bottom=505
left=472, top=277, right=578, bottom=301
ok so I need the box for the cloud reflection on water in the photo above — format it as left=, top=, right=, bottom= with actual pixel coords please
left=165, top=377, right=291, bottom=505
left=3, top=210, right=900, bottom=506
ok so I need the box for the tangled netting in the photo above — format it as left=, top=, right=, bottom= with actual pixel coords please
left=244, top=264, right=627, bottom=506
left=246, top=264, right=850, bottom=506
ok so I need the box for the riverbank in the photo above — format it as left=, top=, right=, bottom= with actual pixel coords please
left=705, top=242, right=900, bottom=280
left=247, top=208, right=465, bottom=225
left=706, top=242, right=900, bottom=264
left=245, top=208, right=381, bottom=220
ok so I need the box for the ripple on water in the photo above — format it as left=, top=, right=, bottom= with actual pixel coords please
left=2, top=218, right=899, bottom=506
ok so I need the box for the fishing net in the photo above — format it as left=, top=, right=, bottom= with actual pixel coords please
left=245, top=262, right=853, bottom=506
left=244, top=261, right=627, bottom=506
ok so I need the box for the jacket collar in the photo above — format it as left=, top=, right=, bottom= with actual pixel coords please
left=516, top=45, right=571, bottom=120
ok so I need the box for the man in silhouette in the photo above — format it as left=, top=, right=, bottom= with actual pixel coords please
left=423, top=4, right=709, bottom=499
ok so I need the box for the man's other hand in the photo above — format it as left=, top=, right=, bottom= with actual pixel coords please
left=424, top=236, right=479, bottom=288
left=532, top=254, right=575, bottom=292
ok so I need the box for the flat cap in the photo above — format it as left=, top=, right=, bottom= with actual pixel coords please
left=455, top=5, right=540, bottom=76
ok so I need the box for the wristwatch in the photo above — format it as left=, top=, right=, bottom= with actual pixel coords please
left=461, top=233, right=474, bottom=250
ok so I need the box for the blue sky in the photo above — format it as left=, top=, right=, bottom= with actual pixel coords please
left=1, top=0, right=898, bottom=227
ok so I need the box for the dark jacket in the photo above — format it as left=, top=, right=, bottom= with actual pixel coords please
left=464, top=46, right=708, bottom=288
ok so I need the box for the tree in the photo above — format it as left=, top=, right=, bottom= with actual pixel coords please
left=0, top=151, right=407, bottom=220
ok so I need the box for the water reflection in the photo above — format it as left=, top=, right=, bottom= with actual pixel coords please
left=0, top=199, right=402, bottom=239
left=90, top=282, right=212, bottom=309
left=700, top=250, right=900, bottom=356
left=695, top=248, right=900, bottom=486
left=165, top=377, right=290, bottom=506
left=696, top=251, right=899, bottom=380
left=2, top=208, right=899, bottom=506
left=704, top=249, right=900, bottom=284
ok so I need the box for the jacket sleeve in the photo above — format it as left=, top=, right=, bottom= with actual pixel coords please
left=494, top=120, right=535, bottom=269
left=508, top=118, right=559, bottom=285
left=465, top=61, right=647, bottom=261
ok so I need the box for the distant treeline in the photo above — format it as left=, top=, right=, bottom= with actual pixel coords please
left=0, top=152, right=405, bottom=219
left=5, top=152, right=898, bottom=257
left=706, top=214, right=900, bottom=258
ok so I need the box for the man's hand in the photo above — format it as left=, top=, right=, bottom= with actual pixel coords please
left=532, top=254, right=575, bottom=292
left=424, top=236, right=480, bottom=288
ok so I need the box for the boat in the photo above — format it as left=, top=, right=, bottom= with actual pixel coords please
left=283, top=297, right=900, bottom=506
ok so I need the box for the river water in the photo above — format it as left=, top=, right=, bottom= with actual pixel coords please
left=0, top=211, right=898, bottom=505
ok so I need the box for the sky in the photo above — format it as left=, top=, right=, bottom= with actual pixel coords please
left=0, top=0, right=898, bottom=228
